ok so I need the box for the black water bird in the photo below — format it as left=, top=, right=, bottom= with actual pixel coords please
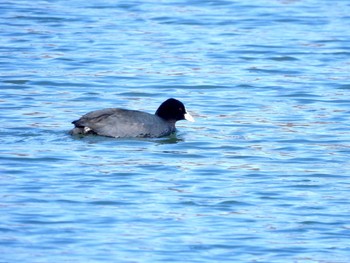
left=70, top=98, right=194, bottom=138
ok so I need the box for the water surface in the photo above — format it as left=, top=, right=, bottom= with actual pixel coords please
left=1, top=0, right=350, bottom=262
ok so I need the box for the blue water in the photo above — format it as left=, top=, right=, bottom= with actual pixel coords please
left=1, top=0, right=350, bottom=262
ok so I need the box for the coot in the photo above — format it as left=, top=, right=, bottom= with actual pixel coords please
left=70, top=98, right=194, bottom=138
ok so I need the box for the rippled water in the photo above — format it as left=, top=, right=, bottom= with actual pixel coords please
left=1, top=0, right=350, bottom=262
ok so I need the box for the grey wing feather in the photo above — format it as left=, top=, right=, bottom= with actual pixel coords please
left=73, top=108, right=122, bottom=127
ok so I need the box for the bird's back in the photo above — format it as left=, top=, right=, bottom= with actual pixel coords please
left=71, top=108, right=175, bottom=138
